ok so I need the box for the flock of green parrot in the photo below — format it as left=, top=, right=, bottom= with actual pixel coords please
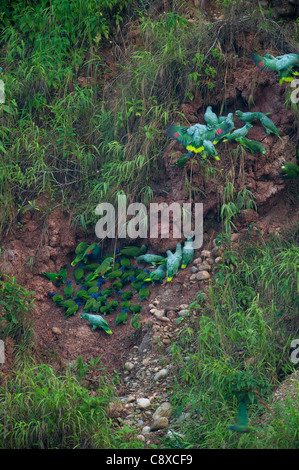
left=38, top=52, right=299, bottom=436
left=41, top=238, right=194, bottom=335
left=166, top=52, right=299, bottom=180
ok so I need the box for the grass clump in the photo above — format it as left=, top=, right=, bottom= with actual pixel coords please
left=166, top=225, right=299, bottom=449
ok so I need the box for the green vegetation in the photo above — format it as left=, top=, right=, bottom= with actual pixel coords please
left=0, top=0, right=298, bottom=450
left=166, top=225, right=299, bottom=449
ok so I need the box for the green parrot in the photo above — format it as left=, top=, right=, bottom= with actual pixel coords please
left=99, top=305, right=112, bottom=315
left=228, top=396, right=250, bottom=433
left=139, top=285, right=149, bottom=301
left=75, top=289, right=90, bottom=301
left=237, top=137, right=266, bottom=155
left=106, top=269, right=124, bottom=279
left=136, top=254, right=167, bottom=266
left=166, top=244, right=182, bottom=282
left=202, top=139, right=219, bottom=160
left=120, top=291, right=134, bottom=300
left=81, top=313, right=113, bottom=334
left=131, top=280, right=145, bottom=291
left=115, top=309, right=128, bottom=326
left=145, top=264, right=165, bottom=284
left=89, top=257, right=113, bottom=280
left=235, top=110, right=264, bottom=123
left=280, top=161, right=299, bottom=179
left=119, top=244, right=147, bottom=258
left=212, top=114, right=235, bottom=144
left=74, top=267, right=85, bottom=285
left=57, top=265, right=68, bottom=285
left=108, top=300, right=119, bottom=310
left=204, top=106, right=219, bottom=129
left=71, top=243, right=98, bottom=267
left=83, top=296, right=96, bottom=312
left=172, top=154, right=192, bottom=168
left=120, top=256, right=131, bottom=268
left=82, top=262, right=100, bottom=271
left=223, top=123, right=253, bottom=142
left=251, top=53, right=299, bottom=84
left=166, top=123, right=206, bottom=154
left=181, top=237, right=194, bottom=269
left=75, top=242, right=89, bottom=255
left=121, top=300, right=131, bottom=310
left=42, top=272, right=61, bottom=284
left=130, top=305, right=143, bottom=314
left=60, top=299, right=77, bottom=309
left=64, top=280, right=73, bottom=299
left=48, top=293, right=63, bottom=305
left=259, top=114, right=281, bottom=139
left=65, top=303, right=79, bottom=318
left=87, top=285, right=99, bottom=295
left=99, top=288, right=114, bottom=297
left=112, top=281, right=123, bottom=291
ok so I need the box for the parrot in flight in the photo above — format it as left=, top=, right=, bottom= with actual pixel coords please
left=251, top=52, right=299, bottom=84
left=228, top=395, right=251, bottom=433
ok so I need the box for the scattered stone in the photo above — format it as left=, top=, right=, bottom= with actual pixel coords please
left=52, top=327, right=62, bottom=335
left=137, top=434, right=146, bottom=442
left=137, top=419, right=144, bottom=428
left=152, top=300, right=160, bottom=306
left=193, top=257, right=202, bottom=265
left=142, top=426, right=151, bottom=435
left=191, top=266, right=198, bottom=273
left=230, top=233, right=239, bottom=242
left=150, top=308, right=165, bottom=319
left=214, top=256, right=222, bottom=264
left=201, top=250, right=211, bottom=258
left=150, top=416, right=169, bottom=431
left=179, top=304, right=189, bottom=310
left=152, top=402, right=173, bottom=420
left=194, top=271, right=210, bottom=281
left=154, top=368, right=168, bottom=381
left=197, top=263, right=212, bottom=271
left=142, top=358, right=151, bottom=367
left=136, top=398, right=151, bottom=409
left=124, top=362, right=134, bottom=371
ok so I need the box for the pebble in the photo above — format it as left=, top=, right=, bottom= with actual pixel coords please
left=124, top=362, right=134, bottom=371
left=197, top=263, right=212, bottom=272
left=154, top=368, right=168, bottom=381
left=201, top=250, right=211, bottom=258
left=137, top=434, right=145, bottom=442
left=142, top=426, right=151, bottom=435
left=190, top=271, right=210, bottom=281
left=152, top=402, right=173, bottom=420
left=136, top=398, right=151, bottom=409
left=150, top=308, right=165, bottom=319
left=215, top=256, right=222, bottom=264
left=150, top=416, right=169, bottom=431
left=191, top=266, right=198, bottom=273
left=52, top=327, right=62, bottom=335
left=193, top=257, right=202, bottom=265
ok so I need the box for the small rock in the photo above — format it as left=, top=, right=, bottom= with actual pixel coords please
left=195, top=271, right=210, bottom=281
left=52, top=327, right=62, bottom=335
left=230, top=233, right=239, bottom=242
left=201, top=250, right=211, bottom=258
left=190, top=266, right=198, bottom=273
left=193, top=257, right=202, bottom=265
left=137, top=419, right=144, bottom=428
left=125, top=394, right=136, bottom=403
left=179, top=304, right=189, bottom=310
left=206, top=257, right=215, bottom=265
left=162, top=338, right=171, bottom=345
left=154, top=368, right=168, bottom=381
left=215, top=256, right=222, bottom=264
left=152, top=402, right=173, bottom=420
left=150, top=308, right=165, bottom=319
left=137, top=434, right=145, bottom=442
left=142, top=358, right=151, bottom=366
left=142, top=426, right=151, bottom=435
left=197, top=263, right=212, bottom=271
left=136, top=398, right=151, bottom=409
left=152, top=300, right=160, bottom=306
left=150, top=417, right=169, bottom=431
left=160, top=316, right=170, bottom=322
left=124, top=362, right=134, bottom=371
